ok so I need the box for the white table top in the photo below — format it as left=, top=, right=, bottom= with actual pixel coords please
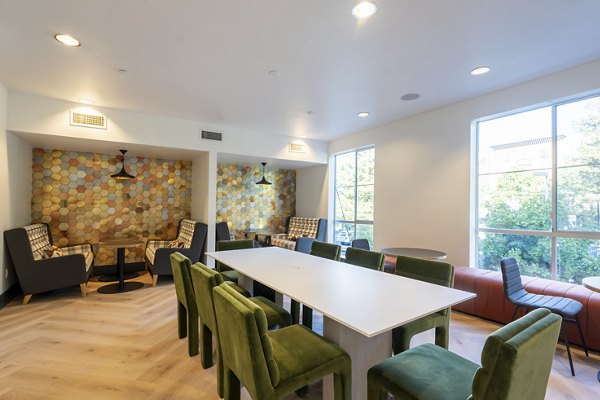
left=206, top=247, right=475, bottom=338
left=582, top=277, right=600, bottom=293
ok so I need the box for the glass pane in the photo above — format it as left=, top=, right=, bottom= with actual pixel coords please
left=355, top=224, right=374, bottom=249
left=478, top=170, right=551, bottom=230
left=557, top=96, right=600, bottom=232
left=334, top=222, right=354, bottom=246
left=478, top=232, right=551, bottom=279
left=356, top=184, right=374, bottom=221
left=357, top=148, right=374, bottom=185
left=335, top=185, right=355, bottom=221
left=478, top=107, right=552, bottom=175
left=335, top=152, right=356, bottom=187
left=557, top=238, right=600, bottom=284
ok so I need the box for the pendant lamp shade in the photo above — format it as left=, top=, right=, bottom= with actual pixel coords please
left=110, top=149, right=135, bottom=180
left=256, top=162, right=272, bottom=185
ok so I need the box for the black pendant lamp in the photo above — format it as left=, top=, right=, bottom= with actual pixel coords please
left=256, top=162, right=272, bottom=185
left=110, top=149, right=135, bottom=180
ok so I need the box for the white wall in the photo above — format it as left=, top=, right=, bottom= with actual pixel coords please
left=1, top=84, right=33, bottom=295
left=296, top=164, right=329, bottom=217
left=191, top=151, right=217, bottom=265
left=329, top=60, right=600, bottom=267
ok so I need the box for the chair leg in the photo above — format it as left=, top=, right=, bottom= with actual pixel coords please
left=435, top=322, right=450, bottom=349
left=224, top=367, right=241, bottom=400
left=80, top=283, right=87, bottom=297
left=291, top=299, right=301, bottom=324
left=574, top=315, right=589, bottom=357
left=187, top=311, right=199, bottom=357
left=200, top=324, right=213, bottom=369
left=511, top=305, right=521, bottom=321
left=22, top=294, right=32, bottom=305
left=367, top=370, right=386, bottom=400
left=303, top=305, right=313, bottom=330
left=177, top=302, right=188, bottom=339
left=561, top=322, right=576, bottom=376
left=152, top=274, right=158, bottom=287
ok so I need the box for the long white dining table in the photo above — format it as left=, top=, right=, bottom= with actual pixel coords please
left=206, top=246, right=475, bottom=400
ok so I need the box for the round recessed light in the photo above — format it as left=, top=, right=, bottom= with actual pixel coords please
left=471, top=66, right=491, bottom=76
left=357, top=112, right=370, bottom=118
left=54, top=34, right=80, bottom=47
left=79, top=98, right=94, bottom=105
left=118, top=68, right=128, bottom=74
left=401, top=93, right=421, bottom=101
left=352, top=2, right=377, bottom=19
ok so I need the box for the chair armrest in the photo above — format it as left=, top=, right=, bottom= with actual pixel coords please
left=271, top=233, right=288, bottom=240
left=20, top=254, right=88, bottom=295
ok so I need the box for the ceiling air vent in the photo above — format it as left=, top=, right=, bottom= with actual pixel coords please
left=289, top=142, right=306, bottom=153
left=201, top=130, right=223, bottom=141
left=70, top=109, right=107, bottom=129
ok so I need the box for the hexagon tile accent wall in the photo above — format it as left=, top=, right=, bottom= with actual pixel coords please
left=216, top=164, right=295, bottom=238
left=31, top=148, right=192, bottom=266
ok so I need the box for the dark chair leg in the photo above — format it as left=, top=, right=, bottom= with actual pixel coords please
left=574, top=315, right=589, bottom=357
left=561, top=322, right=576, bottom=376
left=511, top=305, right=520, bottom=321
left=291, top=299, right=301, bottom=324
left=303, top=306, right=313, bottom=329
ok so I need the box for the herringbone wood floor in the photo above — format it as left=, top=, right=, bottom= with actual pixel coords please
left=0, top=272, right=599, bottom=399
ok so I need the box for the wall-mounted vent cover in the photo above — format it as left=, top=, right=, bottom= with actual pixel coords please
left=201, top=130, right=223, bottom=141
left=70, top=109, right=107, bottom=129
left=289, top=142, right=306, bottom=153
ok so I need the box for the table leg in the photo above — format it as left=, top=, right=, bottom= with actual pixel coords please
left=97, top=246, right=144, bottom=294
left=238, top=274, right=254, bottom=296
left=117, top=247, right=125, bottom=290
left=322, top=316, right=391, bottom=400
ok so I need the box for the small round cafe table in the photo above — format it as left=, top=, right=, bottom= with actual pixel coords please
left=97, top=238, right=145, bottom=294
left=380, top=247, right=447, bottom=260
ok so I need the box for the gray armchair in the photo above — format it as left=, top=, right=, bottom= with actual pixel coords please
left=145, top=219, right=207, bottom=286
left=4, top=223, right=94, bottom=304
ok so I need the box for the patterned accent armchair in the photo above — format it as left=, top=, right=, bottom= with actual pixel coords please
left=271, top=217, right=327, bottom=250
left=4, top=223, right=94, bottom=305
left=145, top=219, right=207, bottom=286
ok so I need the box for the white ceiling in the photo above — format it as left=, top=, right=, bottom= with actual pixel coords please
left=1, top=0, right=600, bottom=143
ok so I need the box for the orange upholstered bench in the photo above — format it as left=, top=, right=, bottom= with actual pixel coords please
left=453, top=266, right=600, bottom=351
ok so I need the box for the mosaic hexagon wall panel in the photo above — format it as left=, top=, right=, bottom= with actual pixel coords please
left=216, top=164, right=295, bottom=237
left=31, top=149, right=192, bottom=266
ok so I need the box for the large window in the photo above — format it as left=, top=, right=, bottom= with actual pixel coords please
left=476, top=94, right=600, bottom=283
left=334, top=147, right=374, bottom=251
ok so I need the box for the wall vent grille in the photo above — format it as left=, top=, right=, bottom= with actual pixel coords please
left=70, top=110, right=107, bottom=129
left=289, top=142, right=306, bottom=153
left=201, top=130, right=223, bottom=141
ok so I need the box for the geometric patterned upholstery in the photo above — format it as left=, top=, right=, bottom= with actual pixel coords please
left=272, top=217, right=320, bottom=250
left=24, top=224, right=93, bottom=271
left=144, top=219, right=197, bottom=264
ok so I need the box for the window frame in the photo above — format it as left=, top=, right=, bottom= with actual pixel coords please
left=474, top=91, right=600, bottom=280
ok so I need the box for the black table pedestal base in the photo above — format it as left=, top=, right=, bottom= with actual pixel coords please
left=97, top=281, right=145, bottom=294
left=98, top=271, right=139, bottom=282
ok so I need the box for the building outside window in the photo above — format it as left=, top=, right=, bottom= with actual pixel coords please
left=476, top=93, right=600, bottom=283
left=334, top=147, right=374, bottom=253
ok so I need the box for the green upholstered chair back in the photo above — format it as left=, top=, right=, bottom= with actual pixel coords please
left=472, top=308, right=561, bottom=400
left=395, top=255, right=454, bottom=316
left=215, top=239, right=255, bottom=272
left=213, top=283, right=278, bottom=399
left=310, top=241, right=341, bottom=261
left=170, top=252, right=195, bottom=309
left=345, top=247, right=384, bottom=271
left=190, top=262, right=224, bottom=333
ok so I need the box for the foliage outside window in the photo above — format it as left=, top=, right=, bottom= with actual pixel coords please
left=476, top=94, right=600, bottom=283
left=334, top=147, right=374, bottom=252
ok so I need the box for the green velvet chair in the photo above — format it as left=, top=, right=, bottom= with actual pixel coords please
left=368, top=308, right=561, bottom=400
left=299, top=241, right=342, bottom=329
left=213, top=282, right=352, bottom=400
left=345, top=247, right=384, bottom=271
left=170, top=252, right=199, bottom=357
left=216, top=239, right=256, bottom=283
left=392, top=255, right=454, bottom=354
left=190, top=262, right=292, bottom=398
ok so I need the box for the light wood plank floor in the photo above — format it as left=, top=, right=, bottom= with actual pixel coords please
left=0, top=272, right=599, bottom=399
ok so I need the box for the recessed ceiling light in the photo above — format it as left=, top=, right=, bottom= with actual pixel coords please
left=79, top=98, right=94, bottom=105
left=268, top=70, right=281, bottom=77
left=357, top=112, right=370, bottom=118
left=54, top=34, right=80, bottom=47
left=118, top=69, right=128, bottom=74
left=401, top=93, right=421, bottom=101
left=352, top=2, right=377, bottom=19
left=471, top=66, right=491, bottom=76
